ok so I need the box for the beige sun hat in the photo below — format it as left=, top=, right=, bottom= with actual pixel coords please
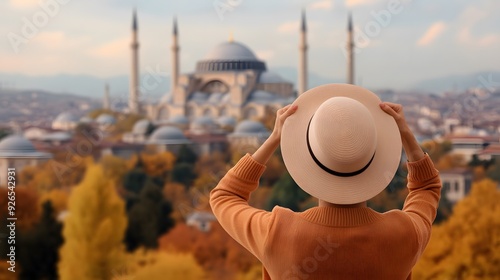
left=281, top=84, right=402, bottom=205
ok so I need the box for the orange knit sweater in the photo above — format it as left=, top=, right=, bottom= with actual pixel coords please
left=210, top=154, right=441, bottom=280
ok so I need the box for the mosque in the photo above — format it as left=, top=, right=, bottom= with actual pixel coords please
left=122, top=10, right=356, bottom=122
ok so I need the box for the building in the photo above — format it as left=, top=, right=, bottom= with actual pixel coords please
left=152, top=39, right=295, bottom=121
left=440, top=168, right=473, bottom=204
left=0, top=135, right=52, bottom=186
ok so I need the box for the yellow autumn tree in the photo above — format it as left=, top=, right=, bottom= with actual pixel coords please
left=112, top=249, right=206, bottom=280
left=39, top=188, right=68, bottom=215
left=414, top=178, right=500, bottom=280
left=58, top=164, right=127, bottom=280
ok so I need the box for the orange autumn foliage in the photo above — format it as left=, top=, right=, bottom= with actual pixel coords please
left=159, top=222, right=259, bottom=279
left=413, top=179, right=500, bottom=279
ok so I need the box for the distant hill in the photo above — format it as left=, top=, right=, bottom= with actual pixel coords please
left=0, top=89, right=101, bottom=124
left=1, top=70, right=498, bottom=99
left=411, top=71, right=500, bottom=93
left=0, top=73, right=168, bottom=101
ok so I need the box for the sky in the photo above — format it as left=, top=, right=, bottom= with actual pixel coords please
left=1, top=0, right=499, bottom=90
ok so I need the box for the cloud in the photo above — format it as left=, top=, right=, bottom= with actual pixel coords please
left=9, top=0, right=39, bottom=9
left=89, top=37, right=129, bottom=58
left=256, top=50, right=275, bottom=60
left=277, top=21, right=299, bottom=34
left=345, top=0, right=379, bottom=7
left=417, top=22, right=446, bottom=46
left=33, top=32, right=65, bottom=49
left=310, top=0, right=334, bottom=10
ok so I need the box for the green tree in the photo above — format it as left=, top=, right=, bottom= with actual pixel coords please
left=176, top=145, right=198, bottom=164
left=58, top=165, right=127, bottom=280
left=124, top=179, right=175, bottom=251
left=266, top=172, right=310, bottom=211
left=171, top=162, right=196, bottom=187
left=122, top=157, right=175, bottom=251
left=18, top=201, right=63, bottom=280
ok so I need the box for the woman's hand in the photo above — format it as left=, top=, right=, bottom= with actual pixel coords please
left=251, top=104, right=298, bottom=165
left=269, top=104, right=298, bottom=143
left=379, top=102, right=424, bottom=162
left=379, top=102, right=409, bottom=133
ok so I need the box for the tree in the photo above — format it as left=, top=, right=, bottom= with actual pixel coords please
left=59, top=164, right=127, bottom=280
left=266, top=172, right=310, bottom=212
left=160, top=223, right=259, bottom=279
left=121, top=155, right=175, bottom=251
left=112, top=249, right=205, bottom=280
left=124, top=180, right=175, bottom=251
left=163, top=182, right=191, bottom=222
left=141, top=151, right=175, bottom=177
left=176, top=145, right=198, bottom=165
left=18, top=201, right=63, bottom=280
left=414, top=178, right=500, bottom=279
left=421, top=140, right=452, bottom=163
left=39, top=189, right=68, bottom=216
left=171, top=162, right=196, bottom=187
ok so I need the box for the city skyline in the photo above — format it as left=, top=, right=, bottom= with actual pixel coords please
left=1, top=0, right=499, bottom=92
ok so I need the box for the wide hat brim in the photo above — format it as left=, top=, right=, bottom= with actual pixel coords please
left=281, top=84, right=402, bottom=204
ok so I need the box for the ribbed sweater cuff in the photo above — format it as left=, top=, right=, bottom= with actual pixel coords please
left=231, top=154, right=267, bottom=183
left=407, top=154, right=439, bottom=182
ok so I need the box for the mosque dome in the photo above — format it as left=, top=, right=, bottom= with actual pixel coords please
left=96, top=114, right=116, bottom=125
left=190, top=116, right=218, bottom=134
left=196, top=41, right=267, bottom=72
left=132, top=119, right=152, bottom=135
left=0, top=135, right=51, bottom=158
left=247, top=90, right=277, bottom=103
left=233, top=120, right=269, bottom=136
left=148, top=126, right=190, bottom=144
left=52, top=112, right=79, bottom=130
left=54, top=112, right=79, bottom=123
left=203, top=41, right=258, bottom=61
left=217, top=116, right=237, bottom=128
left=169, top=115, right=190, bottom=125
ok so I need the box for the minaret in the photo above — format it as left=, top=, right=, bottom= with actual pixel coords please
left=129, top=9, right=140, bottom=114
left=298, top=9, right=308, bottom=95
left=347, top=13, right=355, bottom=85
left=103, top=83, right=110, bottom=110
left=171, top=17, right=179, bottom=93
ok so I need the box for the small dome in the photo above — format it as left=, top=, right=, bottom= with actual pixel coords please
left=149, top=126, right=190, bottom=144
left=247, top=90, right=277, bottom=103
left=203, top=42, right=258, bottom=61
left=41, top=132, right=72, bottom=142
left=217, top=116, right=237, bottom=127
left=132, top=119, right=152, bottom=135
left=52, top=112, right=79, bottom=130
left=0, top=135, right=51, bottom=158
left=96, top=114, right=116, bottom=125
left=54, top=112, right=79, bottom=123
left=189, top=91, right=208, bottom=103
left=190, top=116, right=218, bottom=134
left=233, top=120, right=269, bottom=135
left=193, top=116, right=216, bottom=126
left=169, top=115, right=190, bottom=125
left=259, top=71, right=289, bottom=84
